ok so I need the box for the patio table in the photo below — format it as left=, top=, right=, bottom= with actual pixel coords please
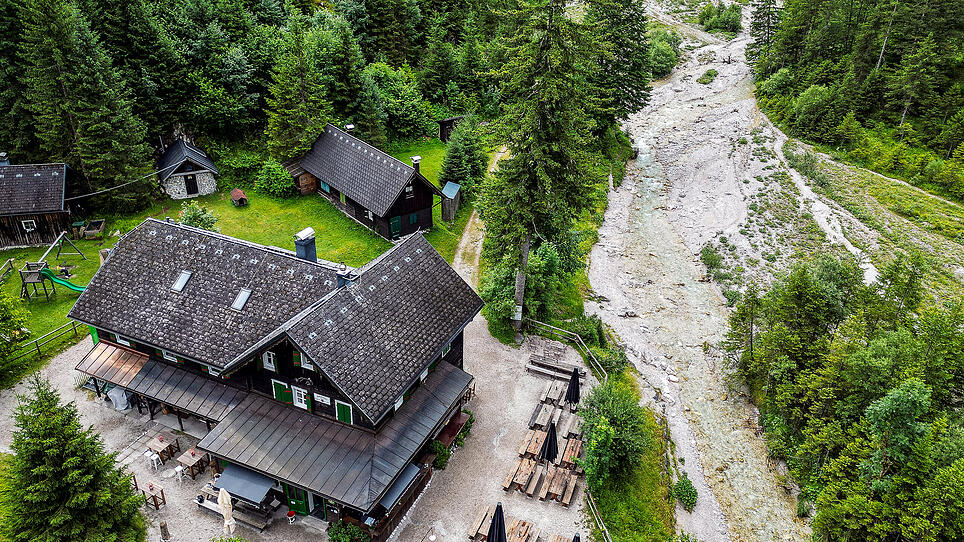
left=142, top=482, right=166, bottom=510
left=146, top=431, right=180, bottom=463
left=177, top=448, right=208, bottom=479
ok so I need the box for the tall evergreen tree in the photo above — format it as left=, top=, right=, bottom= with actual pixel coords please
left=888, top=34, right=939, bottom=125
left=438, top=118, right=487, bottom=195
left=19, top=0, right=150, bottom=207
left=355, top=70, right=389, bottom=149
left=264, top=20, right=333, bottom=158
left=586, top=0, right=651, bottom=125
left=480, top=0, right=600, bottom=328
left=0, top=0, right=36, bottom=160
left=420, top=20, right=458, bottom=104
left=747, top=0, right=779, bottom=69
left=1, top=378, right=145, bottom=542
left=457, top=20, right=486, bottom=99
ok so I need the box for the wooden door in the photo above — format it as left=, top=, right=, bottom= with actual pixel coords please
left=390, top=216, right=402, bottom=238
left=184, top=175, right=199, bottom=196
left=283, top=483, right=309, bottom=515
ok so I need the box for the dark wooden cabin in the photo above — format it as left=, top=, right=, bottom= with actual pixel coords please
left=437, top=115, right=466, bottom=143
left=68, top=219, right=483, bottom=540
left=287, top=125, right=442, bottom=240
left=0, top=160, right=71, bottom=248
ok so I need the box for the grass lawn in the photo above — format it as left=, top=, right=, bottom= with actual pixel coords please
left=0, top=452, right=9, bottom=540
left=388, top=138, right=448, bottom=187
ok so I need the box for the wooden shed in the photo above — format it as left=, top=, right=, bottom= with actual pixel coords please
left=437, top=116, right=466, bottom=143
left=0, top=161, right=72, bottom=248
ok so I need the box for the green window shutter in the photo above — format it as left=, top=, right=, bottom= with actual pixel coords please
left=306, top=393, right=313, bottom=411
left=293, top=351, right=301, bottom=367
left=89, top=327, right=99, bottom=344
left=284, top=388, right=293, bottom=404
left=336, top=402, right=352, bottom=424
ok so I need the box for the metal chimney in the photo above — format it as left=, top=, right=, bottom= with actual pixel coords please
left=344, top=124, right=355, bottom=134
left=411, top=155, right=421, bottom=173
left=294, top=227, right=317, bottom=262
left=0, top=152, right=9, bottom=166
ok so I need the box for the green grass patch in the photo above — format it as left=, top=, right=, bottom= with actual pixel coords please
left=697, top=69, right=718, bottom=84
left=591, top=384, right=675, bottom=542
left=0, top=452, right=11, bottom=541
left=388, top=138, right=447, bottom=188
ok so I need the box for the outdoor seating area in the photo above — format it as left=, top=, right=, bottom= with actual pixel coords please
left=525, top=343, right=587, bottom=382
left=470, top=503, right=580, bottom=542
left=503, top=355, right=585, bottom=508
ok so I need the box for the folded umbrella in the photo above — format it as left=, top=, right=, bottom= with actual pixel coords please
left=565, top=367, right=581, bottom=407
left=487, top=502, right=507, bottom=542
left=218, top=488, right=236, bottom=535
left=538, top=421, right=559, bottom=464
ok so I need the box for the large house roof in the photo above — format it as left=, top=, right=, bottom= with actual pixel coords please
left=0, top=163, right=67, bottom=216
left=197, top=360, right=472, bottom=512
left=286, top=234, right=484, bottom=422
left=157, top=139, right=219, bottom=183
left=297, top=125, right=440, bottom=217
left=68, top=219, right=341, bottom=369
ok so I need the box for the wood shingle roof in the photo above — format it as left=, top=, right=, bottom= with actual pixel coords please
left=0, top=163, right=67, bottom=216
left=157, top=140, right=219, bottom=182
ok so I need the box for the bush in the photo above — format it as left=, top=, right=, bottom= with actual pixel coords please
left=792, top=85, right=839, bottom=142
left=581, top=373, right=654, bottom=488
left=178, top=200, right=219, bottom=231
left=254, top=159, right=296, bottom=198
left=700, top=244, right=722, bottom=270
left=759, top=68, right=794, bottom=97
left=697, top=69, right=718, bottom=85
left=454, top=409, right=475, bottom=447
left=430, top=440, right=451, bottom=469
left=674, top=473, right=698, bottom=512
left=649, top=30, right=681, bottom=78
left=698, top=2, right=742, bottom=33
left=565, top=314, right=606, bottom=346
left=796, top=496, right=811, bottom=517
left=479, top=243, right=564, bottom=324
left=328, top=521, right=371, bottom=542
left=594, top=346, right=629, bottom=373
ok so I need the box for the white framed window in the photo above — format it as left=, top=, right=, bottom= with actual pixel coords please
left=292, top=386, right=309, bottom=410
left=262, top=351, right=276, bottom=372
left=394, top=396, right=404, bottom=412
left=313, top=393, right=330, bottom=406
left=405, top=185, right=414, bottom=198
left=231, top=288, right=252, bottom=311
left=21, top=220, right=36, bottom=232
left=301, top=358, right=314, bottom=371
left=420, top=368, right=429, bottom=382
left=364, top=210, right=373, bottom=221
left=161, top=350, right=177, bottom=362
left=115, top=334, right=131, bottom=347
left=209, top=367, right=222, bottom=377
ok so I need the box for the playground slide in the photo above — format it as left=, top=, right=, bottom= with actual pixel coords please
left=40, top=268, right=87, bottom=292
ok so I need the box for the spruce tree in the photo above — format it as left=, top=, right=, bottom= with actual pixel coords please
left=264, top=20, right=333, bottom=158
left=355, top=71, right=389, bottom=149
left=326, top=18, right=367, bottom=120
left=20, top=0, right=150, bottom=206
left=438, top=118, right=487, bottom=195
left=747, top=0, right=779, bottom=69
left=421, top=20, right=458, bottom=104
left=480, top=0, right=600, bottom=328
left=586, top=0, right=651, bottom=125
left=0, top=0, right=36, bottom=160
left=888, top=34, right=939, bottom=125
left=1, top=378, right=145, bottom=542
left=457, top=21, right=486, bottom=99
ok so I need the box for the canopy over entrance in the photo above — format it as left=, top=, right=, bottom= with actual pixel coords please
left=214, top=463, right=275, bottom=505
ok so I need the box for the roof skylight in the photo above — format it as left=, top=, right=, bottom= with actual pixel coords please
left=171, top=270, right=193, bottom=292
left=231, top=288, right=252, bottom=310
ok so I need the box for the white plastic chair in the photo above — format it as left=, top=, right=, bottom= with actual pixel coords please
left=174, top=465, right=185, bottom=482
left=149, top=453, right=161, bottom=471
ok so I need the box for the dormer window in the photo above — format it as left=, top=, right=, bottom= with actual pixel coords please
left=171, top=270, right=192, bottom=292
left=231, top=288, right=252, bottom=310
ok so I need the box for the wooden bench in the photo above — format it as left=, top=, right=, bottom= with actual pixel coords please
left=524, top=464, right=544, bottom=497
left=507, top=518, right=540, bottom=542
left=561, top=475, right=579, bottom=507
left=196, top=497, right=270, bottom=531
left=545, top=466, right=570, bottom=502
left=472, top=506, right=540, bottom=542
left=470, top=505, right=495, bottom=540
left=530, top=404, right=553, bottom=430
left=529, top=354, right=588, bottom=378
left=561, top=438, right=583, bottom=470
left=525, top=430, right=547, bottom=459
left=541, top=380, right=566, bottom=405
left=548, top=535, right=572, bottom=542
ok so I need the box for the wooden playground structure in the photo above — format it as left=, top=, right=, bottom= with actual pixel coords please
left=19, top=231, right=88, bottom=300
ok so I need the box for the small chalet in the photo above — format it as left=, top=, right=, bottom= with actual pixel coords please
left=0, top=155, right=72, bottom=248
left=287, top=124, right=442, bottom=240
left=157, top=139, right=219, bottom=199
left=68, top=219, right=482, bottom=539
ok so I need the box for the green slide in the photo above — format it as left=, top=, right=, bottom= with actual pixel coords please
left=40, top=268, right=87, bottom=292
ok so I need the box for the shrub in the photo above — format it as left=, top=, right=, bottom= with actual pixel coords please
left=700, top=244, right=722, bottom=270
left=759, top=68, right=793, bottom=97
left=328, top=521, right=371, bottom=542
left=594, top=346, right=630, bottom=373
left=792, top=85, right=838, bottom=142
left=797, top=496, right=811, bottom=517
left=650, top=34, right=680, bottom=78
left=565, top=314, right=606, bottom=346
left=178, top=200, right=219, bottom=231
left=677, top=533, right=702, bottom=542
left=430, top=440, right=451, bottom=469
left=698, top=2, right=742, bottom=33
left=674, top=473, right=698, bottom=512
left=723, top=289, right=742, bottom=306
left=479, top=243, right=564, bottom=324
left=697, top=69, right=718, bottom=85
left=581, top=373, right=654, bottom=488
left=254, top=159, right=296, bottom=198
left=454, top=409, right=475, bottom=447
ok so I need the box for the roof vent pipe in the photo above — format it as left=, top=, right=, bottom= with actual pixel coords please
left=0, top=152, right=9, bottom=166
left=336, top=261, right=357, bottom=288
left=344, top=124, right=355, bottom=134
left=411, top=155, right=421, bottom=173
left=294, top=227, right=317, bottom=263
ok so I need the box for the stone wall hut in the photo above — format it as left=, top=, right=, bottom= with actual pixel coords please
left=156, top=139, right=219, bottom=199
left=0, top=155, right=72, bottom=248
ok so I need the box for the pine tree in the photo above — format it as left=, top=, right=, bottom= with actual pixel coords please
left=888, top=34, right=940, bottom=126
left=19, top=0, right=151, bottom=206
left=325, top=18, right=366, bottom=119
left=420, top=20, right=458, bottom=104
left=1, top=378, right=146, bottom=542
left=0, top=0, right=36, bottom=160
left=586, top=0, right=651, bottom=125
left=747, top=0, right=779, bottom=69
left=457, top=21, right=486, bottom=99
left=355, top=71, right=389, bottom=149
left=480, top=0, right=600, bottom=328
left=264, top=20, right=333, bottom=158
left=438, top=118, right=487, bottom=195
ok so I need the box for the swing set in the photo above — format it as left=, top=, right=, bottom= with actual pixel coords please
left=19, top=231, right=88, bottom=301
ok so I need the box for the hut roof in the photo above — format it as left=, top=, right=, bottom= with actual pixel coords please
left=0, top=163, right=67, bottom=216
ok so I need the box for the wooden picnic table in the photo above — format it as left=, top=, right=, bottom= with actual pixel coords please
left=470, top=505, right=540, bottom=542
left=507, top=518, right=540, bottom=542
left=529, top=404, right=554, bottom=430
left=518, top=429, right=547, bottom=459
left=511, top=458, right=536, bottom=491
left=540, top=465, right=570, bottom=502
left=142, top=482, right=166, bottom=510
left=177, top=448, right=209, bottom=479
left=548, top=535, right=573, bottom=542
left=146, top=431, right=180, bottom=463
left=561, top=438, right=583, bottom=470
left=541, top=380, right=567, bottom=405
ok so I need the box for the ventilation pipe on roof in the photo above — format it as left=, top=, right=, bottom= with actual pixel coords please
left=294, top=227, right=317, bottom=263
left=344, top=124, right=355, bottom=134
left=336, top=261, right=357, bottom=287
left=0, top=152, right=9, bottom=166
left=411, top=155, right=421, bottom=173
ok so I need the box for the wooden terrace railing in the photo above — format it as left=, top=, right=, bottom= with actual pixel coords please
left=525, top=318, right=608, bottom=383
left=5, top=320, right=84, bottom=363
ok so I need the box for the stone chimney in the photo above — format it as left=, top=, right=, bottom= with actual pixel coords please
left=411, top=155, right=421, bottom=173
left=294, top=227, right=317, bottom=262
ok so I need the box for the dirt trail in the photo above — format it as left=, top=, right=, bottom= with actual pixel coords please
left=586, top=6, right=814, bottom=541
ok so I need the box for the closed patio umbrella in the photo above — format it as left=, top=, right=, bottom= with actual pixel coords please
left=565, top=367, right=581, bottom=407
left=487, top=502, right=507, bottom=542
left=218, top=488, right=236, bottom=535
left=539, top=421, right=559, bottom=464
left=572, top=535, right=580, bottom=542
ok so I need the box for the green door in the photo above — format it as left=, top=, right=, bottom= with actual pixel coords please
left=390, top=216, right=401, bottom=238
left=336, top=401, right=352, bottom=424
left=283, top=483, right=309, bottom=515
left=272, top=380, right=292, bottom=404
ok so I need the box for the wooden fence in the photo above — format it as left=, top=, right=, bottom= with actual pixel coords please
left=5, top=320, right=84, bottom=364
left=0, top=258, right=14, bottom=282
left=525, top=318, right=608, bottom=383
